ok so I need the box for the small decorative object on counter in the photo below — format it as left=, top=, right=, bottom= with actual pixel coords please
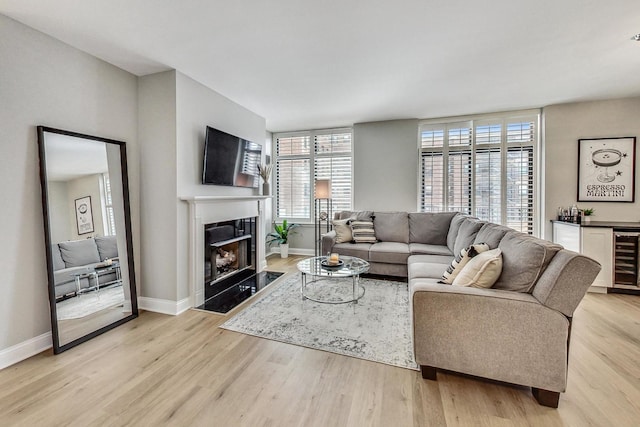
left=557, top=205, right=582, bottom=223
left=582, top=208, right=594, bottom=223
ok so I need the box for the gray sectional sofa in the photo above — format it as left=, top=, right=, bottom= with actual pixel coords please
left=322, top=211, right=601, bottom=407
left=51, top=235, right=119, bottom=298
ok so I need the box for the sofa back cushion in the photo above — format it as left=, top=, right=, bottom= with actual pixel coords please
left=51, top=244, right=66, bottom=271
left=336, top=211, right=374, bottom=221
left=95, top=235, right=118, bottom=260
left=453, top=218, right=485, bottom=256
left=494, top=232, right=563, bottom=293
left=474, top=223, right=513, bottom=249
left=58, top=238, right=101, bottom=268
left=409, top=212, right=458, bottom=245
left=446, top=213, right=466, bottom=252
left=374, top=212, right=409, bottom=243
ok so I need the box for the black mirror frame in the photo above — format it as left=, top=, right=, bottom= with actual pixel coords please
left=37, top=126, right=139, bottom=354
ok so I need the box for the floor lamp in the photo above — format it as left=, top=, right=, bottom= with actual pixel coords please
left=314, top=179, right=332, bottom=257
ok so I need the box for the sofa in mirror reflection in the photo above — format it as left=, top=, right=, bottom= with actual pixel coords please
left=52, top=235, right=121, bottom=298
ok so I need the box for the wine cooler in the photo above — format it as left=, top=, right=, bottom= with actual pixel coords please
left=614, top=232, right=640, bottom=287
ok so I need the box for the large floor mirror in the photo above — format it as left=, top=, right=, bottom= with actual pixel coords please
left=37, top=126, right=138, bottom=353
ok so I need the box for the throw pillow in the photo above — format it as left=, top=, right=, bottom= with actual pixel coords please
left=440, top=243, right=490, bottom=284
left=452, top=248, right=503, bottom=288
left=332, top=218, right=353, bottom=243
left=351, top=220, right=377, bottom=244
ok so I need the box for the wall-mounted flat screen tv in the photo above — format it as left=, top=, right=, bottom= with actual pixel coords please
left=202, top=126, right=262, bottom=188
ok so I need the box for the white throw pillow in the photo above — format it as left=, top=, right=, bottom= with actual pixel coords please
left=440, top=243, right=490, bottom=284
left=332, top=218, right=353, bottom=243
left=452, top=248, right=503, bottom=288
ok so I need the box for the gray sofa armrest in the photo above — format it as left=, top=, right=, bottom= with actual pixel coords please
left=532, top=249, right=601, bottom=317
left=411, top=282, right=570, bottom=392
left=321, top=230, right=337, bottom=255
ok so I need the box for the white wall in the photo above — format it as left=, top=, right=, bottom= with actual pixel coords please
left=66, top=174, right=105, bottom=239
left=138, top=71, right=267, bottom=302
left=138, top=70, right=178, bottom=301
left=353, top=119, right=420, bottom=211
left=47, top=181, right=71, bottom=243
left=0, top=15, right=138, bottom=353
left=543, top=97, right=640, bottom=238
left=175, top=72, right=267, bottom=300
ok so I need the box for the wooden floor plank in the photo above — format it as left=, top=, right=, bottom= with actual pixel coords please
left=0, top=254, right=638, bottom=426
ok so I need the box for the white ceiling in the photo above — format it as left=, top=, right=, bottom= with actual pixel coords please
left=2, top=1, right=640, bottom=132
left=43, top=132, right=108, bottom=181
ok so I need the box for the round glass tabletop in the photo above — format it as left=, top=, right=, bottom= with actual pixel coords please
left=296, top=256, right=370, bottom=277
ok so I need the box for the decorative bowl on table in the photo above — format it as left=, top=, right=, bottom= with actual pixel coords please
left=321, top=258, right=344, bottom=270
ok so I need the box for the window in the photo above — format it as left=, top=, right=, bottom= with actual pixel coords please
left=275, top=129, right=353, bottom=221
left=419, top=112, right=538, bottom=234
left=102, top=173, right=116, bottom=236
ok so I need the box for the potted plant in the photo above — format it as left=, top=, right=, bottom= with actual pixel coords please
left=257, top=164, right=272, bottom=196
left=582, top=208, right=595, bottom=223
left=266, top=219, right=299, bottom=258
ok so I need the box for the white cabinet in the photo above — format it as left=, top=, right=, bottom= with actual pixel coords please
left=552, top=222, right=613, bottom=289
left=580, top=227, right=613, bottom=288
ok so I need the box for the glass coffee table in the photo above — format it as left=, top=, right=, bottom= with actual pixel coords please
left=297, top=256, right=370, bottom=304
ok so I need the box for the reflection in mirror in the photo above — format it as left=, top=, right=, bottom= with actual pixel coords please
left=37, top=126, right=138, bottom=353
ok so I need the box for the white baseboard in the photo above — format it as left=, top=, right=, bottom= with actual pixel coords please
left=268, top=248, right=314, bottom=257
left=0, top=332, right=52, bottom=370
left=138, top=296, right=191, bottom=315
left=587, top=286, right=608, bottom=294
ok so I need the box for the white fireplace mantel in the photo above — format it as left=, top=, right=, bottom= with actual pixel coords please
left=180, top=195, right=271, bottom=308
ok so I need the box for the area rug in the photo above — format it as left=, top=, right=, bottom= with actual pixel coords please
left=56, top=286, right=124, bottom=320
left=220, top=274, right=418, bottom=370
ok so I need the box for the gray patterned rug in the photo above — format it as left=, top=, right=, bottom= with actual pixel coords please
left=220, top=273, right=418, bottom=370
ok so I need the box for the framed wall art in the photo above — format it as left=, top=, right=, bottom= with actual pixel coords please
left=578, top=137, right=636, bottom=202
left=74, top=195, right=95, bottom=234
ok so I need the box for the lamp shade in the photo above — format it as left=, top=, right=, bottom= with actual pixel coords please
left=315, top=179, right=331, bottom=199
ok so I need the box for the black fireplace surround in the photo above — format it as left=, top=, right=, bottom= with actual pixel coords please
left=204, top=217, right=256, bottom=297
left=198, top=217, right=283, bottom=314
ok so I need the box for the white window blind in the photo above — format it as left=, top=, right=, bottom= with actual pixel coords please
left=275, top=129, right=352, bottom=221
left=102, top=174, right=116, bottom=236
left=314, top=132, right=352, bottom=219
left=419, top=112, right=538, bottom=234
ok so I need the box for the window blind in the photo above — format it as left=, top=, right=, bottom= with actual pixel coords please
left=419, top=112, right=538, bottom=234
left=275, top=129, right=352, bottom=221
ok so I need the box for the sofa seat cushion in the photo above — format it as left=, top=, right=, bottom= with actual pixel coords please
left=474, top=223, right=513, bottom=249
left=54, top=265, right=97, bottom=286
left=409, top=243, right=453, bottom=256
left=369, top=242, right=410, bottom=264
left=408, top=277, right=444, bottom=292
left=374, top=212, right=410, bottom=243
left=409, top=212, right=458, bottom=244
left=494, top=232, right=563, bottom=293
left=409, top=261, right=452, bottom=280
left=331, top=242, right=372, bottom=261
left=58, top=239, right=101, bottom=268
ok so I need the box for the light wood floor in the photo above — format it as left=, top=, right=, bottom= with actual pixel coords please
left=1, top=255, right=639, bottom=426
